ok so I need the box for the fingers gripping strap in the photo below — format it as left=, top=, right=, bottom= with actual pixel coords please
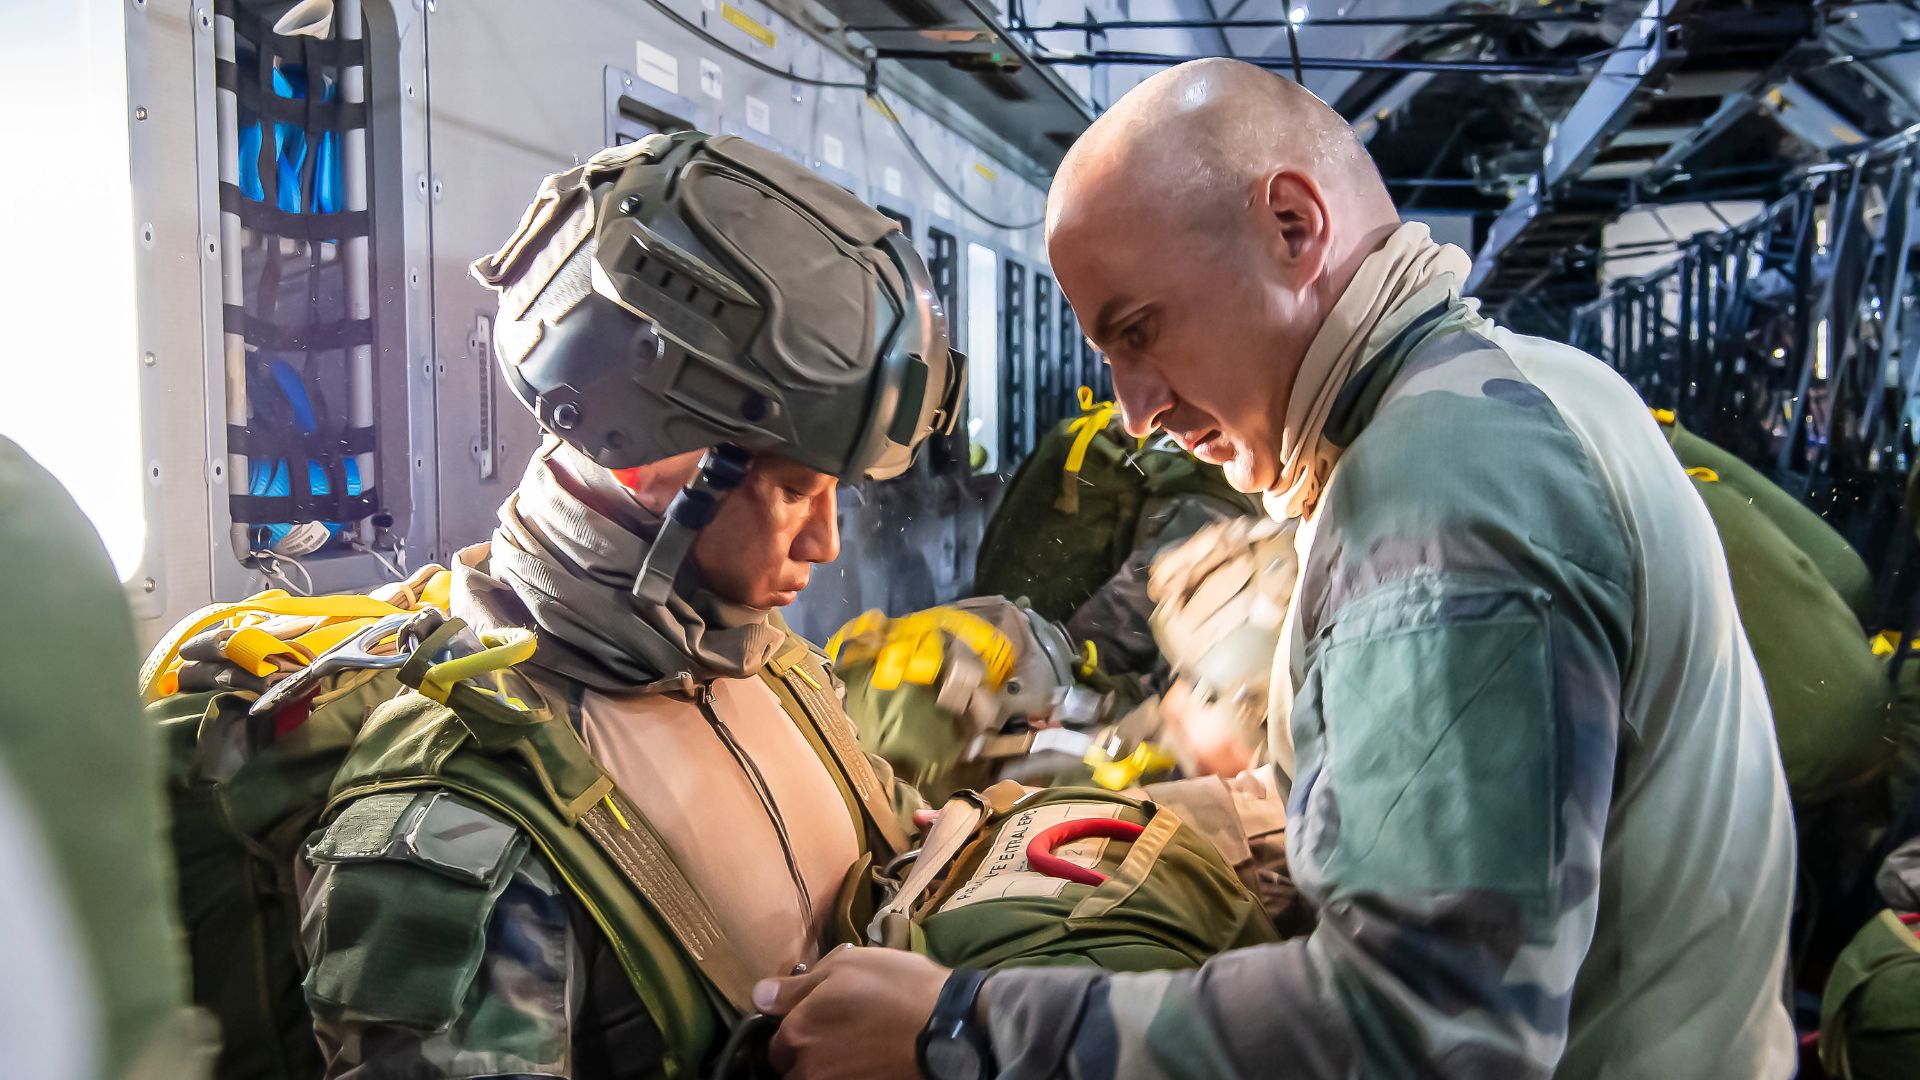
left=578, top=790, right=760, bottom=1012
left=869, top=796, right=988, bottom=949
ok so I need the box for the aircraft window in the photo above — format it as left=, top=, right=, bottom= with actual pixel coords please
left=612, top=95, right=691, bottom=144
left=1032, top=273, right=1059, bottom=432
left=1002, top=260, right=1031, bottom=462
left=877, top=205, right=913, bottom=239
left=965, top=243, right=1002, bottom=472
left=927, top=227, right=958, bottom=327
left=1, top=2, right=147, bottom=579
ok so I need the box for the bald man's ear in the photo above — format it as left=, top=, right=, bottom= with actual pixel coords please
left=1260, top=169, right=1330, bottom=280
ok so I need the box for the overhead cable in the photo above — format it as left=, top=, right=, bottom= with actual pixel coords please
left=642, top=0, right=1043, bottom=231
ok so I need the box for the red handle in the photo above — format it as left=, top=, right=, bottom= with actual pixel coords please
left=1026, top=818, right=1145, bottom=887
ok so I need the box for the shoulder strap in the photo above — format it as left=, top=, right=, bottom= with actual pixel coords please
left=762, top=637, right=912, bottom=857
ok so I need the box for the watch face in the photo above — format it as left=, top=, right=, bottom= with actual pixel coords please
left=924, top=1034, right=988, bottom=1080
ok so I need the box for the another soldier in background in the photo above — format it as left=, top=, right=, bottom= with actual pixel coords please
left=974, top=389, right=1260, bottom=683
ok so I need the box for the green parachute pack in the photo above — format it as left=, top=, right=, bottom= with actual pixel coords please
left=974, top=389, right=1261, bottom=625
left=1656, top=413, right=1891, bottom=804
left=870, top=783, right=1278, bottom=972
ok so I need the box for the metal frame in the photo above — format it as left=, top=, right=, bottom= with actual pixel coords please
left=1570, top=128, right=1920, bottom=607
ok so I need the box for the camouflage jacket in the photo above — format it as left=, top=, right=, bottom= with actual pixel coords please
left=984, top=299, right=1799, bottom=1078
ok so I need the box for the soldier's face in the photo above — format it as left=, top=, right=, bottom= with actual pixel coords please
left=1048, top=171, right=1332, bottom=496
left=693, top=454, right=840, bottom=609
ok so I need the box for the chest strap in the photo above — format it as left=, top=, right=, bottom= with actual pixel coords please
left=762, top=639, right=912, bottom=858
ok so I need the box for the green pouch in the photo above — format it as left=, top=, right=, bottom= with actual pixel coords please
left=302, top=790, right=527, bottom=1028
left=1821, top=909, right=1920, bottom=1080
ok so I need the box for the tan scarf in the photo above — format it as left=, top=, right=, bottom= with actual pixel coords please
left=1266, top=222, right=1476, bottom=521
left=461, top=440, right=786, bottom=691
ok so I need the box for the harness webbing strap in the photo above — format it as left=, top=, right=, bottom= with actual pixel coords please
left=765, top=646, right=912, bottom=857
left=577, top=790, right=760, bottom=1013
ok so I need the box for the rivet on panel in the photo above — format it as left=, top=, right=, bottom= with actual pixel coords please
left=142, top=351, right=156, bottom=367
left=134, top=106, right=148, bottom=121
left=144, top=578, right=158, bottom=594
left=197, top=8, right=211, bottom=30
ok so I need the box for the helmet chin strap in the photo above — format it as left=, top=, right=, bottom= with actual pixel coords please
left=632, top=443, right=753, bottom=605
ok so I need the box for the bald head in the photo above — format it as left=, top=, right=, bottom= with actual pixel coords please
left=1042, top=59, right=1405, bottom=496
left=1048, top=58, right=1397, bottom=242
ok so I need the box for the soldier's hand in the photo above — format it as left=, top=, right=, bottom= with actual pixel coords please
left=756, top=945, right=949, bottom=1080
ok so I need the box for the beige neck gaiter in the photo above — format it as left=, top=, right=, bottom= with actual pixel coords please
left=1266, top=222, right=1476, bottom=521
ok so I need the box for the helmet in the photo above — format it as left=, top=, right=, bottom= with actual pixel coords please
left=472, top=131, right=965, bottom=600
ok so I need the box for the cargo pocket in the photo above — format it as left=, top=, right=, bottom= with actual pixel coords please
left=302, top=790, right=527, bottom=1029
left=1316, top=585, right=1557, bottom=920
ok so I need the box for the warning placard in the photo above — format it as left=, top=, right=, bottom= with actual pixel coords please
left=940, top=802, right=1121, bottom=912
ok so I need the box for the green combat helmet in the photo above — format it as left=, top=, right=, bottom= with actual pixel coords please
left=473, top=131, right=965, bottom=603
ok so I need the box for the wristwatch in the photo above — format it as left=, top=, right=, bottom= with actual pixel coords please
left=917, top=968, right=997, bottom=1080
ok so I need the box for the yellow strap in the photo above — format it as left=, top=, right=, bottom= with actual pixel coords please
left=222, top=626, right=309, bottom=678
left=140, top=592, right=409, bottom=701
left=1060, top=388, right=1118, bottom=514
left=1651, top=408, right=1677, bottom=425
left=1078, top=640, right=1099, bottom=678
left=839, top=607, right=1017, bottom=691
left=1085, top=742, right=1177, bottom=791
left=1872, top=630, right=1902, bottom=658
left=1685, top=466, right=1720, bottom=483
left=417, top=629, right=539, bottom=705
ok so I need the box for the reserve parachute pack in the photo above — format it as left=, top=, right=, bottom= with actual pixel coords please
left=973, top=388, right=1260, bottom=624
left=868, top=783, right=1277, bottom=971
left=829, top=595, right=1169, bottom=803
left=1655, top=412, right=1891, bottom=804
left=144, top=573, right=904, bottom=1079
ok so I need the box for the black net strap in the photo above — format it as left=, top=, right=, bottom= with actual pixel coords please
left=216, top=0, right=381, bottom=530
left=223, top=305, right=373, bottom=352
left=213, top=61, right=367, bottom=130
left=231, top=490, right=381, bottom=525
left=219, top=183, right=367, bottom=244
left=217, top=0, right=366, bottom=68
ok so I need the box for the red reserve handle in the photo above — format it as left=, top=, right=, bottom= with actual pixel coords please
left=1026, top=818, right=1146, bottom=887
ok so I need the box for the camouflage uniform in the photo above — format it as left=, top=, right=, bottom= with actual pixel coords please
left=983, top=297, right=1799, bottom=1078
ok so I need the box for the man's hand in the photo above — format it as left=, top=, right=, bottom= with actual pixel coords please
left=756, top=946, right=951, bottom=1079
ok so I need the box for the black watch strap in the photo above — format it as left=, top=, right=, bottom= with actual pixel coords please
left=917, top=967, right=996, bottom=1080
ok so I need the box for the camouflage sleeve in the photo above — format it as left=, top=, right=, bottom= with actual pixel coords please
left=301, top=791, right=586, bottom=1079
left=1067, top=493, right=1250, bottom=681
left=985, top=384, right=1634, bottom=1078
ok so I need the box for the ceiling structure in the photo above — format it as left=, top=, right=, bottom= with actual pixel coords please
left=795, top=0, right=1920, bottom=333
